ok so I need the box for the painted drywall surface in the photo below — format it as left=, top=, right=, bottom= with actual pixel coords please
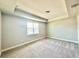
left=48, top=16, right=78, bottom=43
left=16, top=0, right=68, bottom=19
left=2, top=13, right=46, bottom=50
left=65, top=0, right=79, bottom=16
left=0, top=0, right=16, bottom=13
left=77, top=14, right=79, bottom=44
left=0, top=11, right=1, bottom=56
left=14, top=9, right=47, bottom=22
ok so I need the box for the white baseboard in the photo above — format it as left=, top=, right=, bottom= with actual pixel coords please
left=1, top=36, right=46, bottom=52
left=48, top=36, right=78, bottom=44
left=1, top=36, right=78, bottom=53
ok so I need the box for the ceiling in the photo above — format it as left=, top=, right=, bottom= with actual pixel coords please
left=0, top=0, right=79, bottom=21
left=16, top=0, right=68, bottom=20
left=65, top=0, right=79, bottom=16
left=0, top=0, right=16, bottom=13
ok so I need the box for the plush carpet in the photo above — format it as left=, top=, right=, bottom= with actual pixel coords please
left=1, top=38, right=79, bottom=58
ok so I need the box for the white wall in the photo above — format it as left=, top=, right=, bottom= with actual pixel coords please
left=48, top=16, right=78, bottom=43
left=0, top=11, right=1, bottom=56
left=77, top=14, right=79, bottom=44
left=2, top=11, right=46, bottom=50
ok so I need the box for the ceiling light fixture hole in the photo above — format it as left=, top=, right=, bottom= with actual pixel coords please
left=45, top=11, right=50, bottom=13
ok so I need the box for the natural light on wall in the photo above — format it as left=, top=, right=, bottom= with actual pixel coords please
left=27, top=22, right=39, bottom=35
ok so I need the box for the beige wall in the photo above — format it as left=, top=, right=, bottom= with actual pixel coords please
left=2, top=11, right=46, bottom=50
left=0, top=11, right=1, bottom=56
left=48, top=16, right=78, bottom=43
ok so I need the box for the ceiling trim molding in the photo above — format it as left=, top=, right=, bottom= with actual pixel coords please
left=48, top=15, right=68, bottom=22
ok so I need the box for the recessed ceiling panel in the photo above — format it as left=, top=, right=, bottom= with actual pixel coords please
left=17, top=0, right=68, bottom=19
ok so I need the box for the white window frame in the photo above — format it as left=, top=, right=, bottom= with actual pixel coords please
left=27, top=22, right=39, bottom=35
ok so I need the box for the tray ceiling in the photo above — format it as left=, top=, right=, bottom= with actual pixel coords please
left=16, top=0, right=68, bottom=20
left=0, top=0, right=79, bottom=21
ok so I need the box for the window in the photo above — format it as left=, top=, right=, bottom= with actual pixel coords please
left=34, top=23, right=39, bottom=34
left=27, top=22, right=39, bottom=35
left=27, top=22, right=33, bottom=35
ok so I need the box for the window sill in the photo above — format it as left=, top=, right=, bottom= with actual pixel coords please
left=27, top=33, right=39, bottom=36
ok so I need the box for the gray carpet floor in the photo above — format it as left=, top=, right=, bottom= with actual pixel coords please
left=1, top=38, right=79, bottom=58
